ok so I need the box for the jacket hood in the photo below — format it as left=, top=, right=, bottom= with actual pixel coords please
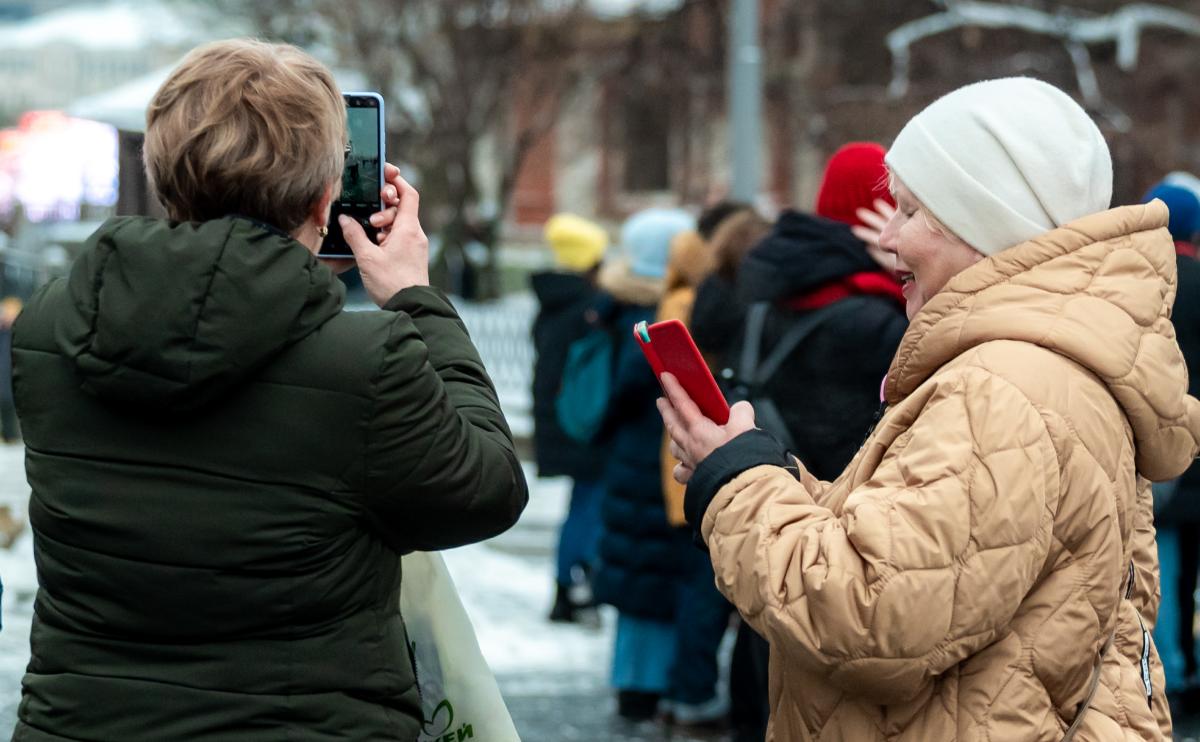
left=663, top=231, right=713, bottom=294
left=598, top=258, right=664, bottom=307
left=886, top=201, right=1200, bottom=480
left=56, top=216, right=345, bottom=414
left=531, top=270, right=593, bottom=310
left=738, top=210, right=878, bottom=302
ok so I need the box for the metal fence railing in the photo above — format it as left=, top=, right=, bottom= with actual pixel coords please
left=0, top=245, right=72, bottom=302
left=453, top=293, right=536, bottom=440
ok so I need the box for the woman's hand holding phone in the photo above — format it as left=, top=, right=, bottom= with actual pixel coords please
left=657, top=373, right=756, bottom=484
left=338, top=163, right=431, bottom=307
left=320, top=168, right=399, bottom=276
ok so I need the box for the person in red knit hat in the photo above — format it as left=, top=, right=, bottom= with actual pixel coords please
left=817, top=141, right=898, bottom=272
left=815, top=142, right=894, bottom=224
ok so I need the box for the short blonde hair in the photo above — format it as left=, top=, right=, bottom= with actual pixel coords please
left=144, top=39, right=346, bottom=231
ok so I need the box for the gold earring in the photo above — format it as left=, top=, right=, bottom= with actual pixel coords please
left=317, top=225, right=328, bottom=238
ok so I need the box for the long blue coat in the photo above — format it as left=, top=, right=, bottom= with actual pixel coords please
left=591, top=299, right=690, bottom=621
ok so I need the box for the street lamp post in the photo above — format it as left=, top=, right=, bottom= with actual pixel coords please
left=729, top=0, right=763, bottom=203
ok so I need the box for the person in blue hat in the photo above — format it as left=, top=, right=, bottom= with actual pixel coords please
left=1144, top=179, right=1200, bottom=719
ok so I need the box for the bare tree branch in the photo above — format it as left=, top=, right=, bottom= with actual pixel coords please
left=887, top=1, right=1200, bottom=110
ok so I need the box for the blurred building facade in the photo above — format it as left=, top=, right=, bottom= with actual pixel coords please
left=0, top=2, right=216, bottom=124
left=505, top=0, right=1200, bottom=230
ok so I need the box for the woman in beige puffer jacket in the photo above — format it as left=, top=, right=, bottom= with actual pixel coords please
left=659, top=78, right=1200, bottom=741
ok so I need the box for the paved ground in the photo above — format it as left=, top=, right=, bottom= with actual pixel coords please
left=503, top=684, right=729, bottom=742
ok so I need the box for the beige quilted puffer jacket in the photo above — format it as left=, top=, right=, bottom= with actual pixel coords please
left=698, top=202, right=1200, bottom=741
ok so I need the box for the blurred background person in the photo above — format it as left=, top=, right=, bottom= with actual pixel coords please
left=697, top=201, right=752, bottom=246
left=654, top=226, right=733, bottom=728
left=0, top=295, right=21, bottom=444
left=530, top=213, right=609, bottom=623
left=1143, top=178, right=1200, bottom=720
left=730, top=142, right=905, bottom=478
left=690, top=204, right=763, bottom=368
left=0, top=295, right=24, bottom=551
left=678, top=206, right=774, bottom=738
left=657, top=228, right=715, bottom=528
left=590, top=207, right=695, bottom=722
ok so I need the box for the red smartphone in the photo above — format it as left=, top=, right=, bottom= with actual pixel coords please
left=635, top=319, right=730, bottom=425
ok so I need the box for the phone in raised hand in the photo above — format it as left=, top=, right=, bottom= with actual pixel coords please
left=634, top=319, right=730, bottom=424
left=320, top=92, right=386, bottom=259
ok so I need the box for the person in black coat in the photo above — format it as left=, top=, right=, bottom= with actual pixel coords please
left=731, top=210, right=907, bottom=478
left=530, top=213, right=609, bottom=622
left=1142, top=180, right=1200, bottom=717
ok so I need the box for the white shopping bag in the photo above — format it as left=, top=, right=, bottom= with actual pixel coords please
left=400, top=551, right=522, bottom=742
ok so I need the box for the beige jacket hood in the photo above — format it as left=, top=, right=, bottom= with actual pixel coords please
left=887, top=200, right=1200, bottom=481
left=697, top=202, right=1200, bottom=741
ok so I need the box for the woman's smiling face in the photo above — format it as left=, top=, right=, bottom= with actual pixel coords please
left=878, top=178, right=984, bottom=320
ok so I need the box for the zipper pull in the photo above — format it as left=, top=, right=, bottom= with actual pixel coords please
left=858, top=401, right=888, bottom=449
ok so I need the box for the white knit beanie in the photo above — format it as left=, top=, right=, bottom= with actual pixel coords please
left=885, top=77, right=1113, bottom=256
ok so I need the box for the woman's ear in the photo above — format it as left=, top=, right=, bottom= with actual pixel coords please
left=293, top=181, right=341, bottom=255
left=311, top=181, right=337, bottom=229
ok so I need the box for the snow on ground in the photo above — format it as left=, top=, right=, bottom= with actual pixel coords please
left=0, top=443, right=34, bottom=734
left=444, top=465, right=613, bottom=696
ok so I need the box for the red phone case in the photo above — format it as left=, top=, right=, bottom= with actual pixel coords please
left=635, top=319, right=731, bottom=425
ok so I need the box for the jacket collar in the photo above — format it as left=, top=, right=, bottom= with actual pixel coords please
left=597, top=259, right=664, bottom=307
left=886, top=201, right=1200, bottom=480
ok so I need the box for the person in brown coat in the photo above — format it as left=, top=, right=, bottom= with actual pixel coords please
left=659, top=213, right=771, bottom=524
left=659, top=77, right=1200, bottom=740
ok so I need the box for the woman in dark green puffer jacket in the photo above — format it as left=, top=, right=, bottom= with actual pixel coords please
left=10, top=39, right=527, bottom=742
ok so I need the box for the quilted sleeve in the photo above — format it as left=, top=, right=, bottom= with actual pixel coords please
left=700, top=367, right=1058, bottom=703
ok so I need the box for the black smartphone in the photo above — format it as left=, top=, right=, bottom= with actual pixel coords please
left=320, top=92, right=386, bottom=259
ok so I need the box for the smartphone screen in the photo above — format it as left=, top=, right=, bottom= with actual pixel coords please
left=320, top=93, right=385, bottom=258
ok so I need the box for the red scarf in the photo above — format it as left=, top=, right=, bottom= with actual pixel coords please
left=1177, top=241, right=1197, bottom=258
left=785, top=271, right=905, bottom=311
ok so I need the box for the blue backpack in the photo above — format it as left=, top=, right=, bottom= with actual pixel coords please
left=555, top=328, right=614, bottom=444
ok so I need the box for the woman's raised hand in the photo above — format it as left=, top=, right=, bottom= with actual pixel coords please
left=657, top=373, right=756, bottom=484
left=339, top=163, right=430, bottom=307
left=851, top=198, right=897, bottom=247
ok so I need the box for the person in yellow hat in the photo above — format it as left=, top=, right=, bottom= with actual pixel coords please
left=530, top=213, right=609, bottom=622
left=544, top=213, right=608, bottom=273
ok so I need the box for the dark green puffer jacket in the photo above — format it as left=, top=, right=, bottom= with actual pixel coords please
left=10, top=216, right=527, bottom=741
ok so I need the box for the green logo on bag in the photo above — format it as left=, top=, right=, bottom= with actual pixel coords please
left=421, top=699, right=475, bottom=742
